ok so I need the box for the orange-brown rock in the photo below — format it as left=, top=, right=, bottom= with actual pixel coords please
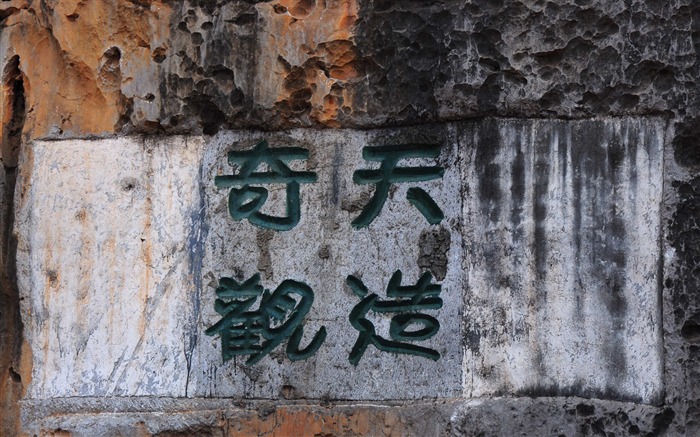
left=228, top=406, right=407, bottom=437
left=258, top=0, right=367, bottom=128
left=0, top=0, right=373, bottom=139
left=0, top=0, right=171, bottom=142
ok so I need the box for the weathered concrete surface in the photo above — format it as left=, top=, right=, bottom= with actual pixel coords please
left=16, top=137, right=204, bottom=398
left=463, top=118, right=665, bottom=404
left=194, top=126, right=464, bottom=400
left=191, top=119, right=663, bottom=403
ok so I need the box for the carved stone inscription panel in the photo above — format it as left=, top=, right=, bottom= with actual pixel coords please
left=17, top=118, right=664, bottom=403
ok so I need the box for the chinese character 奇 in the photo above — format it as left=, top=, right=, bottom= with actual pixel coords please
left=205, top=274, right=327, bottom=365
left=346, top=270, right=443, bottom=364
left=215, top=140, right=317, bottom=231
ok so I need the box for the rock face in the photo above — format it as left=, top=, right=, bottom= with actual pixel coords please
left=1, top=1, right=697, bottom=136
left=0, top=0, right=698, bottom=436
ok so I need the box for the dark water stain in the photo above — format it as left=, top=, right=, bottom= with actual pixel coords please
left=465, top=323, right=482, bottom=355
left=604, top=128, right=629, bottom=384
left=517, top=379, right=643, bottom=404
left=529, top=125, right=551, bottom=382
left=481, top=163, right=501, bottom=222
left=624, top=123, right=640, bottom=217
left=474, top=123, right=506, bottom=295
left=582, top=122, right=630, bottom=385
left=557, top=123, right=568, bottom=183
left=330, top=142, right=343, bottom=205
left=476, top=122, right=503, bottom=223
left=533, top=127, right=551, bottom=292
left=256, top=229, right=274, bottom=281
left=571, top=122, right=609, bottom=323
left=510, top=145, right=525, bottom=233
left=509, top=135, right=526, bottom=339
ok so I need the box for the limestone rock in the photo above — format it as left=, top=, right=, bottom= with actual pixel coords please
left=0, top=0, right=698, bottom=435
left=0, top=1, right=697, bottom=137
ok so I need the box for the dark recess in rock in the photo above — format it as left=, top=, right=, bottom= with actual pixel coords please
left=0, top=54, right=25, bottom=437
left=1, top=55, right=25, bottom=167
left=673, top=117, right=700, bottom=171
left=668, top=176, right=700, bottom=435
left=99, top=47, right=134, bottom=132
left=152, top=46, right=167, bottom=64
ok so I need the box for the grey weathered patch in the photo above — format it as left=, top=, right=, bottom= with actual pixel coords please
left=417, top=226, right=451, bottom=281
left=255, top=228, right=274, bottom=281
left=462, top=118, right=665, bottom=404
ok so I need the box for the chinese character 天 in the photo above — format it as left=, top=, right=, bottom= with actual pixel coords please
left=215, top=140, right=317, bottom=231
left=352, top=144, right=445, bottom=228
left=205, top=274, right=327, bottom=365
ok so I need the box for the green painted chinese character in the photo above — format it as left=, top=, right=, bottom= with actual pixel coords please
left=352, top=144, right=444, bottom=228
left=215, top=140, right=317, bottom=231
left=346, top=270, right=443, bottom=364
left=205, top=274, right=327, bottom=365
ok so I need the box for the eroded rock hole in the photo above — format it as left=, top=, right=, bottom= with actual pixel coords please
left=98, top=47, right=133, bottom=131
left=152, top=46, right=167, bottom=64
left=98, top=47, right=122, bottom=91
left=288, top=0, right=316, bottom=18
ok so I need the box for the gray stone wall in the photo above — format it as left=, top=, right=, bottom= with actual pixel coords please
left=0, top=0, right=698, bottom=435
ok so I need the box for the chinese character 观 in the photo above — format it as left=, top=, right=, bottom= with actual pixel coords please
left=205, top=274, right=327, bottom=365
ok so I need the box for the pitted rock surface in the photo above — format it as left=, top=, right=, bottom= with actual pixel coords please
left=0, top=1, right=697, bottom=136
left=0, top=1, right=698, bottom=436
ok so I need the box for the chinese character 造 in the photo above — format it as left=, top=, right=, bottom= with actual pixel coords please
left=205, top=274, right=327, bottom=365
left=352, top=144, right=444, bottom=228
left=346, top=270, right=443, bottom=364
left=215, top=140, right=317, bottom=231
